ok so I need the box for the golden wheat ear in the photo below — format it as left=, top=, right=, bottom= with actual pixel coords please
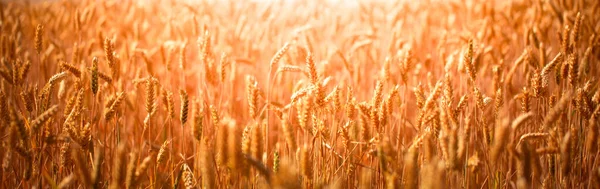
left=179, top=89, right=189, bottom=125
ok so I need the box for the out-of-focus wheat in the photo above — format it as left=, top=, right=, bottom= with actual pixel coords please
left=1, top=0, right=598, bottom=188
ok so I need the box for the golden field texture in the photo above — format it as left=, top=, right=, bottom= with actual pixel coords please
left=0, top=0, right=600, bottom=188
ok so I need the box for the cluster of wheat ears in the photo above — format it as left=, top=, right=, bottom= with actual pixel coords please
left=0, top=0, right=599, bottom=188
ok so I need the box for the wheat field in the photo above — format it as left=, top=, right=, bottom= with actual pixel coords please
left=0, top=0, right=599, bottom=188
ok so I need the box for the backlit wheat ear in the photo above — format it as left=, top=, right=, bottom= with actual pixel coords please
left=414, top=86, right=426, bottom=109
left=567, top=53, right=578, bottom=87
left=276, top=65, right=306, bottom=77
left=463, top=39, right=476, bottom=82
left=273, top=149, right=280, bottom=173
left=518, top=88, right=531, bottom=113
left=242, top=124, right=252, bottom=157
left=156, top=140, right=170, bottom=165
left=313, top=76, right=326, bottom=107
left=541, top=52, right=563, bottom=87
left=30, top=105, right=58, bottom=132
left=210, top=105, right=220, bottom=126
left=20, top=87, right=35, bottom=112
left=246, top=76, right=259, bottom=119
left=561, top=25, right=571, bottom=55
left=180, top=89, right=189, bottom=125
left=443, top=73, right=454, bottom=106
left=182, top=164, right=195, bottom=189
left=10, top=60, right=22, bottom=85
left=199, top=29, right=212, bottom=64
left=91, top=57, right=99, bottom=94
left=518, top=133, right=549, bottom=146
left=494, top=89, right=503, bottom=119
left=372, top=80, right=384, bottom=108
left=369, top=106, right=380, bottom=130
left=290, top=86, right=314, bottom=104
left=219, top=52, right=228, bottom=83
left=34, top=24, right=43, bottom=55
left=531, top=70, right=542, bottom=97
left=104, top=38, right=116, bottom=77
left=424, top=81, right=443, bottom=110
left=345, top=97, right=356, bottom=119
left=570, top=12, right=583, bottom=47
left=97, top=71, right=113, bottom=83
left=340, top=121, right=352, bottom=149
left=331, top=85, right=341, bottom=112
left=193, top=100, right=203, bottom=141
left=270, top=42, right=291, bottom=71
left=166, top=90, right=175, bottom=120
left=18, top=60, right=31, bottom=84
left=306, top=52, right=318, bottom=85
left=105, top=92, right=125, bottom=121
left=382, top=57, right=391, bottom=82
left=60, top=61, right=82, bottom=78
left=48, top=72, right=68, bottom=86
left=145, top=77, right=155, bottom=115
